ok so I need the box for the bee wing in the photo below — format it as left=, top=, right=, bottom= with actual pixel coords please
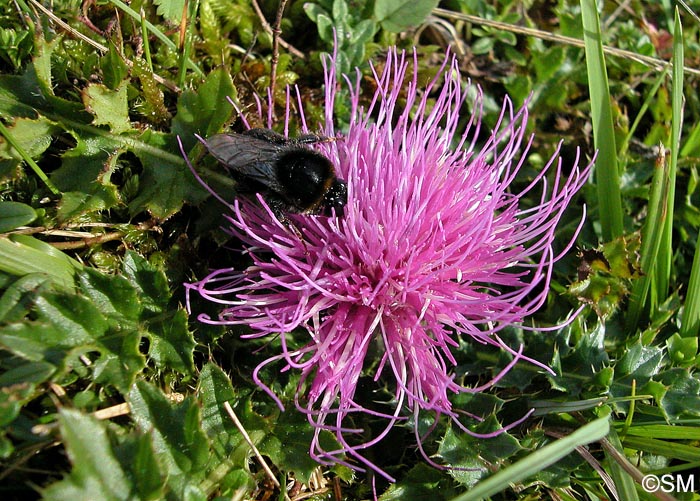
left=204, top=134, right=284, bottom=190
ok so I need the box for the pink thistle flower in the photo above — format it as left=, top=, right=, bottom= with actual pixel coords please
left=185, top=48, right=593, bottom=480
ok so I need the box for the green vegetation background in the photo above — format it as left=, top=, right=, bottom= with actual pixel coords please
left=1, top=1, right=699, bottom=500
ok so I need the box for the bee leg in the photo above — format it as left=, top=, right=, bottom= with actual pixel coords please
left=288, top=220, right=310, bottom=256
left=266, top=197, right=290, bottom=224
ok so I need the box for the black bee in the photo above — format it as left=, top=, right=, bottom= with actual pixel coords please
left=202, top=128, right=347, bottom=217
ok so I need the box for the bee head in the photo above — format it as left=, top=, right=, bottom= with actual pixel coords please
left=320, top=179, right=348, bottom=217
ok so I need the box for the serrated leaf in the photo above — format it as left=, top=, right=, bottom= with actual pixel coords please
left=41, top=409, right=132, bottom=501
left=437, top=415, right=523, bottom=487
left=0, top=116, right=58, bottom=160
left=27, top=36, right=93, bottom=122
left=195, top=362, right=256, bottom=488
left=458, top=418, right=610, bottom=501
left=147, top=308, right=195, bottom=374
left=91, top=330, right=145, bottom=392
left=129, top=381, right=210, bottom=490
left=610, top=342, right=663, bottom=411
left=154, top=0, right=186, bottom=23
left=81, top=257, right=194, bottom=375
left=0, top=279, right=146, bottom=392
left=128, top=130, right=187, bottom=218
left=51, top=133, right=121, bottom=193
left=197, top=362, right=238, bottom=438
left=259, top=408, right=343, bottom=485
left=172, top=67, right=236, bottom=150
left=82, top=83, right=131, bottom=134
left=79, top=267, right=142, bottom=321
left=121, top=251, right=170, bottom=312
left=657, top=369, right=700, bottom=419
left=57, top=188, right=120, bottom=221
left=548, top=324, right=609, bottom=393
left=113, top=431, right=166, bottom=501
left=0, top=201, right=37, bottom=232
left=373, top=0, right=439, bottom=32
left=383, top=463, right=459, bottom=500
left=616, top=342, right=663, bottom=380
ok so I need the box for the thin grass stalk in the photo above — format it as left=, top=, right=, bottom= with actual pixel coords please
left=580, top=0, right=624, bottom=242
left=140, top=8, right=153, bottom=71
left=652, top=8, right=683, bottom=309
left=626, top=147, right=671, bottom=330
left=680, top=237, right=700, bottom=337
left=0, top=122, right=60, bottom=195
left=621, top=68, right=667, bottom=157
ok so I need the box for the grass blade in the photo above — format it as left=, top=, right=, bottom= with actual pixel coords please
left=626, top=146, right=670, bottom=329
left=450, top=417, right=610, bottom=501
left=580, top=0, right=624, bottom=242
left=653, top=7, right=683, bottom=310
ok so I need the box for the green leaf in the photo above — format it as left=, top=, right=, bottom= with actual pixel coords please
left=0, top=360, right=54, bottom=386
left=197, top=362, right=238, bottom=439
left=437, top=427, right=489, bottom=486
left=0, top=276, right=146, bottom=392
left=351, top=19, right=377, bottom=45
left=79, top=267, right=142, bottom=322
left=657, top=369, right=700, bottom=420
left=259, top=407, right=342, bottom=485
left=452, top=417, right=610, bottom=501
left=82, top=83, right=131, bottom=134
left=114, top=431, right=166, bottom=501
left=147, top=308, right=195, bottom=375
left=154, top=0, right=186, bottom=23
left=374, top=0, right=439, bottom=32
left=51, top=134, right=118, bottom=192
left=101, top=42, right=129, bottom=90
left=121, top=251, right=169, bottom=313
left=332, top=0, right=348, bottom=21
left=580, top=0, right=623, bottom=241
left=195, top=362, right=253, bottom=467
left=57, top=188, right=120, bottom=221
left=0, top=116, right=59, bottom=160
left=0, top=234, right=80, bottom=288
left=0, top=382, right=29, bottom=431
left=129, top=381, right=210, bottom=492
left=128, top=130, right=187, bottom=218
left=316, top=13, right=335, bottom=43
left=41, top=409, right=133, bottom=501
left=171, top=67, right=236, bottom=149
left=383, top=463, right=459, bottom=500
left=0, top=201, right=37, bottom=232
left=666, top=333, right=698, bottom=367
left=83, top=254, right=194, bottom=375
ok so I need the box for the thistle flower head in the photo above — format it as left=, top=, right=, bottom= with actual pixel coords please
left=185, top=48, right=592, bottom=480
